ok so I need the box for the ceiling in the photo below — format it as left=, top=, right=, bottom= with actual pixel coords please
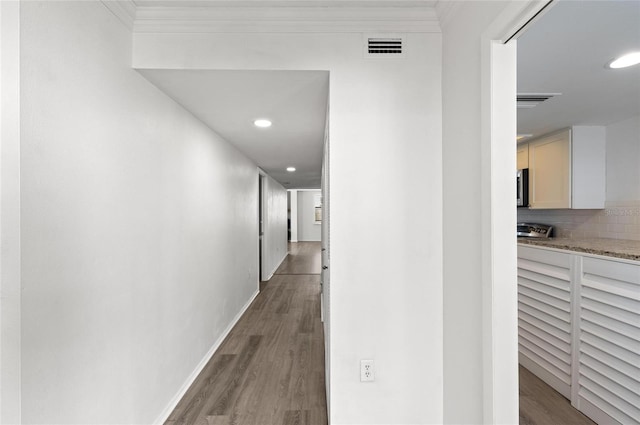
left=135, top=0, right=639, bottom=188
left=133, top=0, right=437, bottom=6
left=139, top=70, right=329, bottom=189
left=517, top=0, right=640, bottom=140
left=131, top=1, right=435, bottom=190
left=132, top=1, right=437, bottom=190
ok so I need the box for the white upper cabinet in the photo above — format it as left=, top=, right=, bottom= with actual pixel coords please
left=529, top=129, right=572, bottom=209
left=571, top=126, right=606, bottom=209
left=517, top=143, right=529, bottom=170
left=527, top=127, right=606, bottom=209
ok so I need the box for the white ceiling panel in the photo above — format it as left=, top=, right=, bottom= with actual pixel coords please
left=139, top=69, right=329, bottom=188
left=518, top=0, right=640, bottom=139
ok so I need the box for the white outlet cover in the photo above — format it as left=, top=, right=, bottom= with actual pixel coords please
left=360, top=359, right=375, bottom=382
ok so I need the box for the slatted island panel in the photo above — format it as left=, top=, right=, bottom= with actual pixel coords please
left=577, top=257, right=640, bottom=425
left=518, top=243, right=640, bottom=425
left=517, top=246, right=573, bottom=399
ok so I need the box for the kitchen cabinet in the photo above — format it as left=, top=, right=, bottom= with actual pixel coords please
left=526, top=127, right=606, bottom=209
left=528, top=129, right=571, bottom=208
left=518, top=245, right=640, bottom=425
left=575, top=256, right=640, bottom=425
left=517, top=143, right=529, bottom=169
left=518, top=246, right=573, bottom=399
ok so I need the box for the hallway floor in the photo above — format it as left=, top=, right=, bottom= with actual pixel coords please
left=166, top=242, right=327, bottom=425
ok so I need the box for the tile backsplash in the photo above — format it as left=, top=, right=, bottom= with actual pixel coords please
left=517, top=203, right=640, bottom=241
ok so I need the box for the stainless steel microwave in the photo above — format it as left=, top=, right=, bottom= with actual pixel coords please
left=517, top=168, right=529, bottom=207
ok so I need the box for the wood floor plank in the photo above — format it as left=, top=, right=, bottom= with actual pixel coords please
left=275, top=242, right=321, bottom=275
left=277, top=349, right=295, bottom=399
left=250, top=284, right=273, bottom=311
left=282, top=410, right=311, bottom=425
left=208, top=335, right=263, bottom=416
left=275, top=289, right=295, bottom=314
left=298, top=300, right=315, bottom=334
left=205, top=416, right=229, bottom=425
left=233, top=358, right=278, bottom=424
left=168, top=354, right=237, bottom=424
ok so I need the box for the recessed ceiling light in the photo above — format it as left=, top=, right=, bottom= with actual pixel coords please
left=253, top=119, right=272, bottom=128
left=607, top=52, right=640, bottom=69
left=286, top=167, right=296, bottom=172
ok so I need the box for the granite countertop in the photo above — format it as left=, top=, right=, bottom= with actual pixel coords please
left=517, top=237, right=640, bottom=261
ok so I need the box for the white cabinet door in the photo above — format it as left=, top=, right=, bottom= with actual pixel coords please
left=576, top=257, right=640, bottom=425
left=518, top=246, right=573, bottom=398
left=571, top=126, right=606, bottom=209
left=526, top=127, right=605, bottom=210
left=529, top=129, right=572, bottom=209
left=517, top=143, right=529, bottom=170
left=518, top=245, right=640, bottom=424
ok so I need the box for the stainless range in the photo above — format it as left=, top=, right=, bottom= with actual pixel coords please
left=517, top=223, right=553, bottom=238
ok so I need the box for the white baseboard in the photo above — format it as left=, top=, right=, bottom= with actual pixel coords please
left=263, top=251, right=288, bottom=281
left=154, top=289, right=260, bottom=424
left=579, top=397, right=621, bottom=425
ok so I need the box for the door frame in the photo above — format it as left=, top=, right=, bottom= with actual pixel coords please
left=258, top=171, right=266, bottom=282
left=0, top=1, right=22, bottom=422
left=479, top=1, right=555, bottom=422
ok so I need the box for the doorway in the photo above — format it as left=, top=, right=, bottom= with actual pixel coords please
left=258, top=173, right=265, bottom=283
left=513, top=2, right=639, bottom=424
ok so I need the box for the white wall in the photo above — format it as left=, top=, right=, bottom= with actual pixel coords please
left=441, top=3, right=500, bottom=422
left=320, top=113, right=332, bottom=418
left=606, top=114, right=640, bottom=205
left=261, top=173, right=288, bottom=280
left=440, top=1, right=520, bottom=423
left=133, top=29, right=443, bottom=424
left=19, top=2, right=260, bottom=423
left=297, top=190, right=322, bottom=242
left=1, top=2, right=22, bottom=423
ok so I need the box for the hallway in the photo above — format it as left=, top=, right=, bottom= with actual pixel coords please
left=166, top=242, right=327, bottom=425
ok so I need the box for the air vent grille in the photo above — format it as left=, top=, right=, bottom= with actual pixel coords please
left=368, top=38, right=402, bottom=55
left=517, top=93, right=562, bottom=109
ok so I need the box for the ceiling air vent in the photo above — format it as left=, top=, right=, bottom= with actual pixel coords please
left=366, top=37, right=404, bottom=57
left=517, top=93, right=562, bottom=109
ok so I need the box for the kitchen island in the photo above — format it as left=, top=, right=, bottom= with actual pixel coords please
left=517, top=241, right=640, bottom=425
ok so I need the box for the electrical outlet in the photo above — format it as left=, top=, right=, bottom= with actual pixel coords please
left=360, top=359, right=375, bottom=382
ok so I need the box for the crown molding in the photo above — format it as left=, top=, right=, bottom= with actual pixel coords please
left=434, top=0, right=461, bottom=30
left=133, top=1, right=437, bottom=7
left=102, top=0, right=137, bottom=29
left=132, top=5, right=440, bottom=33
left=102, top=0, right=441, bottom=34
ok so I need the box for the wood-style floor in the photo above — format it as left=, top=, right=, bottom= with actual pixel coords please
left=166, top=242, right=327, bottom=425
left=519, top=365, right=596, bottom=425
left=274, top=242, right=321, bottom=276
left=167, top=241, right=593, bottom=425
